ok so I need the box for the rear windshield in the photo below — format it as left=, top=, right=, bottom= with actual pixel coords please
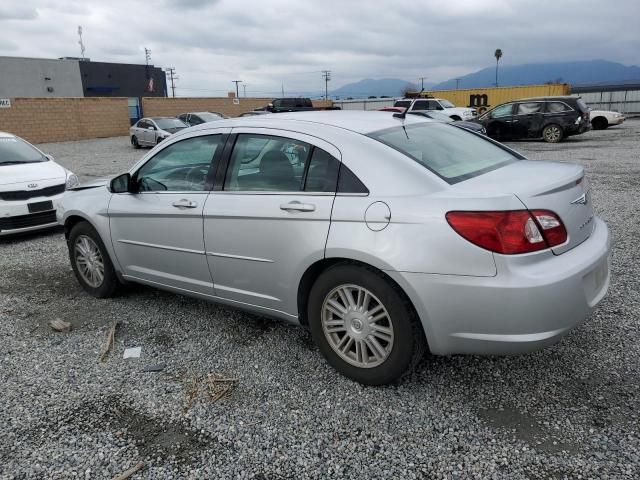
left=368, top=122, right=518, bottom=184
left=0, top=137, right=46, bottom=165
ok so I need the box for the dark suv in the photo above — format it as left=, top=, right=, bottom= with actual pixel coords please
left=475, top=96, right=591, bottom=143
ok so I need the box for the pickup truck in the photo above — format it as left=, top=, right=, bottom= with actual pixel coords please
left=262, top=98, right=341, bottom=113
left=394, top=98, right=477, bottom=121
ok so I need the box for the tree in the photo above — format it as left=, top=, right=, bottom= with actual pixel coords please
left=401, top=83, right=418, bottom=97
left=494, top=49, right=503, bottom=87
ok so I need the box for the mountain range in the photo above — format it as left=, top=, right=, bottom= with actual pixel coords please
left=331, top=60, right=640, bottom=98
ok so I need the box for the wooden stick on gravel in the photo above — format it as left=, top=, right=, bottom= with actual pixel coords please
left=112, top=461, right=145, bottom=480
left=99, top=320, right=118, bottom=363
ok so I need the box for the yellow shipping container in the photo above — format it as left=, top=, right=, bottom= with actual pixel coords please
left=418, top=84, right=571, bottom=115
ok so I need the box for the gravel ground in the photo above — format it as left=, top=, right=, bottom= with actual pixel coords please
left=1, top=123, right=639, bottom=479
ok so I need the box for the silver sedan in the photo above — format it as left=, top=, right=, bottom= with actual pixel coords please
left=58, top=111, right=611, bottom=385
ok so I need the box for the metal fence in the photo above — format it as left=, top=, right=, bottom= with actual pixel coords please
left=333, top=98, right=398, bottom=111
left=572, top=84, right=640, bottom=114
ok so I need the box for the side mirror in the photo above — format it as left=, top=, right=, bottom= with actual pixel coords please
left=148, top=126, right=156, bottom=130
left=110, top=173, right=133, bottom=193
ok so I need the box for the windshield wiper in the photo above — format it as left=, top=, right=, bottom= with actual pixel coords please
left=0, top=160, right=44, bottom=165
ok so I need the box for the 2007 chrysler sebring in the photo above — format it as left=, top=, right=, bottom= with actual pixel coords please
left=58, top=111, right=611, bottom=385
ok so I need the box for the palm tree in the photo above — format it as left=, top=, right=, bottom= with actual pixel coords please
left=494, top=49, right=503, bottom=87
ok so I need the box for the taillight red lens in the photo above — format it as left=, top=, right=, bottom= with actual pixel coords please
left=446, top=210, right=567, bottom=254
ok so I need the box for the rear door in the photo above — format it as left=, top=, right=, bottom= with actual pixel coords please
left=202, top=129, right=340, bottom=316
left=512, top=102, right=544, bottom=138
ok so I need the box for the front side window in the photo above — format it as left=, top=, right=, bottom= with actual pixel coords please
left=427, top=100, right=443, bottom=110
left=439, top=100, right=455, bottom=108
left=412, top=100, right=429, bottom=110
left=368, top=122, right=518, bottom=184
left=224, top=134, right=311, bottom=192
left=489, top=104, right=513, bottom=119
left=516, top=102, right=543, bottom=115
left=135, top=135, right=221, bottom=192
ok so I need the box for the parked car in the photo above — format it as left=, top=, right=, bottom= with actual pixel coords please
left=475, top=96, right=591, bottom=143
left=589, top=110, right=625, bottom=130
left=379, top=107, right=486, bottom=135
left=177, top=112, right=227, bottom=126
left=393, top=97, right=476, bottom=120
left=264, top=97, right=341, bottom=113
left=59, top=112, right=610, bottom=385
left=0, top=131, right=79, bottom=236
left=129, top=117, right=188, bottom=148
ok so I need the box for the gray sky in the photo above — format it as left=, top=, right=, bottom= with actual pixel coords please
left=1, top=0, right=638, bottom=96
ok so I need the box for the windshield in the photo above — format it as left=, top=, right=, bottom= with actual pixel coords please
left=155, top=118, right=188, bottom=129
left=421, top=111, right=453, bottom=123
left=199, top=112, right=225, bottom=121
left=440, top=99, right=455, bottom=108
left=0, top=137, right=46, bottom=165
left=368, top=122, right=518, bottom=184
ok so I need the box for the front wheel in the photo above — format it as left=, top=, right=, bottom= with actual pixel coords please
left=68, top=222, right=120, bottom=298
left=308, top=264, right=426, bottom=385
left=542, top=124, right=564, bottom=143
left=131, top=136, right=140, bottom=149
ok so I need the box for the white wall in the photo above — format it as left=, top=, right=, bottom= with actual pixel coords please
left=0, top=57, right=84, bottom=98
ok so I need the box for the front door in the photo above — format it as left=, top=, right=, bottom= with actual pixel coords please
left=109, top=132, right=227, bottom=295
left=512, top=102, right=544, bottom=138
left=203, top=129, right=341, bottom=317
left=485, top=103, right=515, bottom=140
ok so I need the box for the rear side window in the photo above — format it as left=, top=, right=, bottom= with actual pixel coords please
left=394, top=100, right=411, bottom=108
left=516, top=102, right=543, bottom=114
left=547, top=102, right=571, bottom=113
left=368, top=122, right=518, bottom=184
left=412, top=100, right=429, bottom=110
left=304, top=148, right=339, bottom=192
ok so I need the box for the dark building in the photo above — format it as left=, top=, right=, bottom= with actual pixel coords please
left=78, top=61, right=167, bottom=123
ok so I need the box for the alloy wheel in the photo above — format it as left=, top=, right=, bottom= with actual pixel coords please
left=321, top=284, right=394, bottom=368
left=544, top=125, right=561, bottom=142
left=74, top=235, right=105, bottom=288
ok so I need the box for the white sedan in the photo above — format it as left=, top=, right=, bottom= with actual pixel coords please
left=0, top=132, right=79, bottom=236
left=590, top=110, right=625, bottom=130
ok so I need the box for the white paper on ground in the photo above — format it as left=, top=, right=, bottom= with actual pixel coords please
left=123, top=347, right=142, bottom=359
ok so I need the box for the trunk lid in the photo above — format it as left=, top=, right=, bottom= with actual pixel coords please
left=451, top=160, right=594, bottom=254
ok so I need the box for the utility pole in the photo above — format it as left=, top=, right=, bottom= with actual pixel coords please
left=419, top=76, right=427, bottom=91
left=242, top=84, right=247, bottom=97
left=166, top=67, right=178, bottom=97
left=455, top=78, right=461, bottom=90
left=232, top=80, right=242, bottom=98
left=322, top=70, right=331, bottom=100
left=281, top=83, right=284, bottom=97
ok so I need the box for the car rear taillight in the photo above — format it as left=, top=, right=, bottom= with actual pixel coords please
left=446, top=210, right=567, bottom=254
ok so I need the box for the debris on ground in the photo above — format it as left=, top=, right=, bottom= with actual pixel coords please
left=112, top=461, right=145, bottom=480
left=123, top=346, right=142, bottom=359
left=99, top=320, right=118, bottom=362
left=48, top=318, right=72, bottom=332
left=143, top=362, right=167, bottom=372
left=206, top=374, right=238, bottom=403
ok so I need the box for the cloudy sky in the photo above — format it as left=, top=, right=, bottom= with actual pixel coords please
left=1, top=0, right=638, bottom=96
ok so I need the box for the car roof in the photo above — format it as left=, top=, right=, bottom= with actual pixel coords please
left=512, top=96, right=580, bottom=102
left=0, top=131, right=16, bottom=138
left=211, top=110, right=431, bottom=135
left=147, top=117, right=175, bottom=121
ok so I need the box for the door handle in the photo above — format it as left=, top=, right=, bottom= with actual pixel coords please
left=280, top=201, right=316, bottom=212
left=172, top=199, right=198, bottom=209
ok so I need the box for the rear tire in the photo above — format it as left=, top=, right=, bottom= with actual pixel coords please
left=68, top=222, right=120, bottom=298
left=307, top=264, right=426, bottom=385
left=542, top=124, right=564, bottom=143
left=131, top=136, right=140, bottom=149
left=591, top=117, right=608, bottom=130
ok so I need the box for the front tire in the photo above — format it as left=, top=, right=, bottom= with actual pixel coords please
left=68, top=222, right=120, bottom=298
left=131, top=136, right=140, bottom=149
left=308, top=264, right=426, bottom=385
left=542, top=124, right=564, bottom=143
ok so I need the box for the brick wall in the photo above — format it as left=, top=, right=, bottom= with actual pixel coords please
left=142, top=97, right=334, bottom=118
left=0, top=97, right=129, bottom=144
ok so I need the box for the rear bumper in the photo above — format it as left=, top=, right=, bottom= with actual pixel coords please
left=388, top=217, right=611, bottom=355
